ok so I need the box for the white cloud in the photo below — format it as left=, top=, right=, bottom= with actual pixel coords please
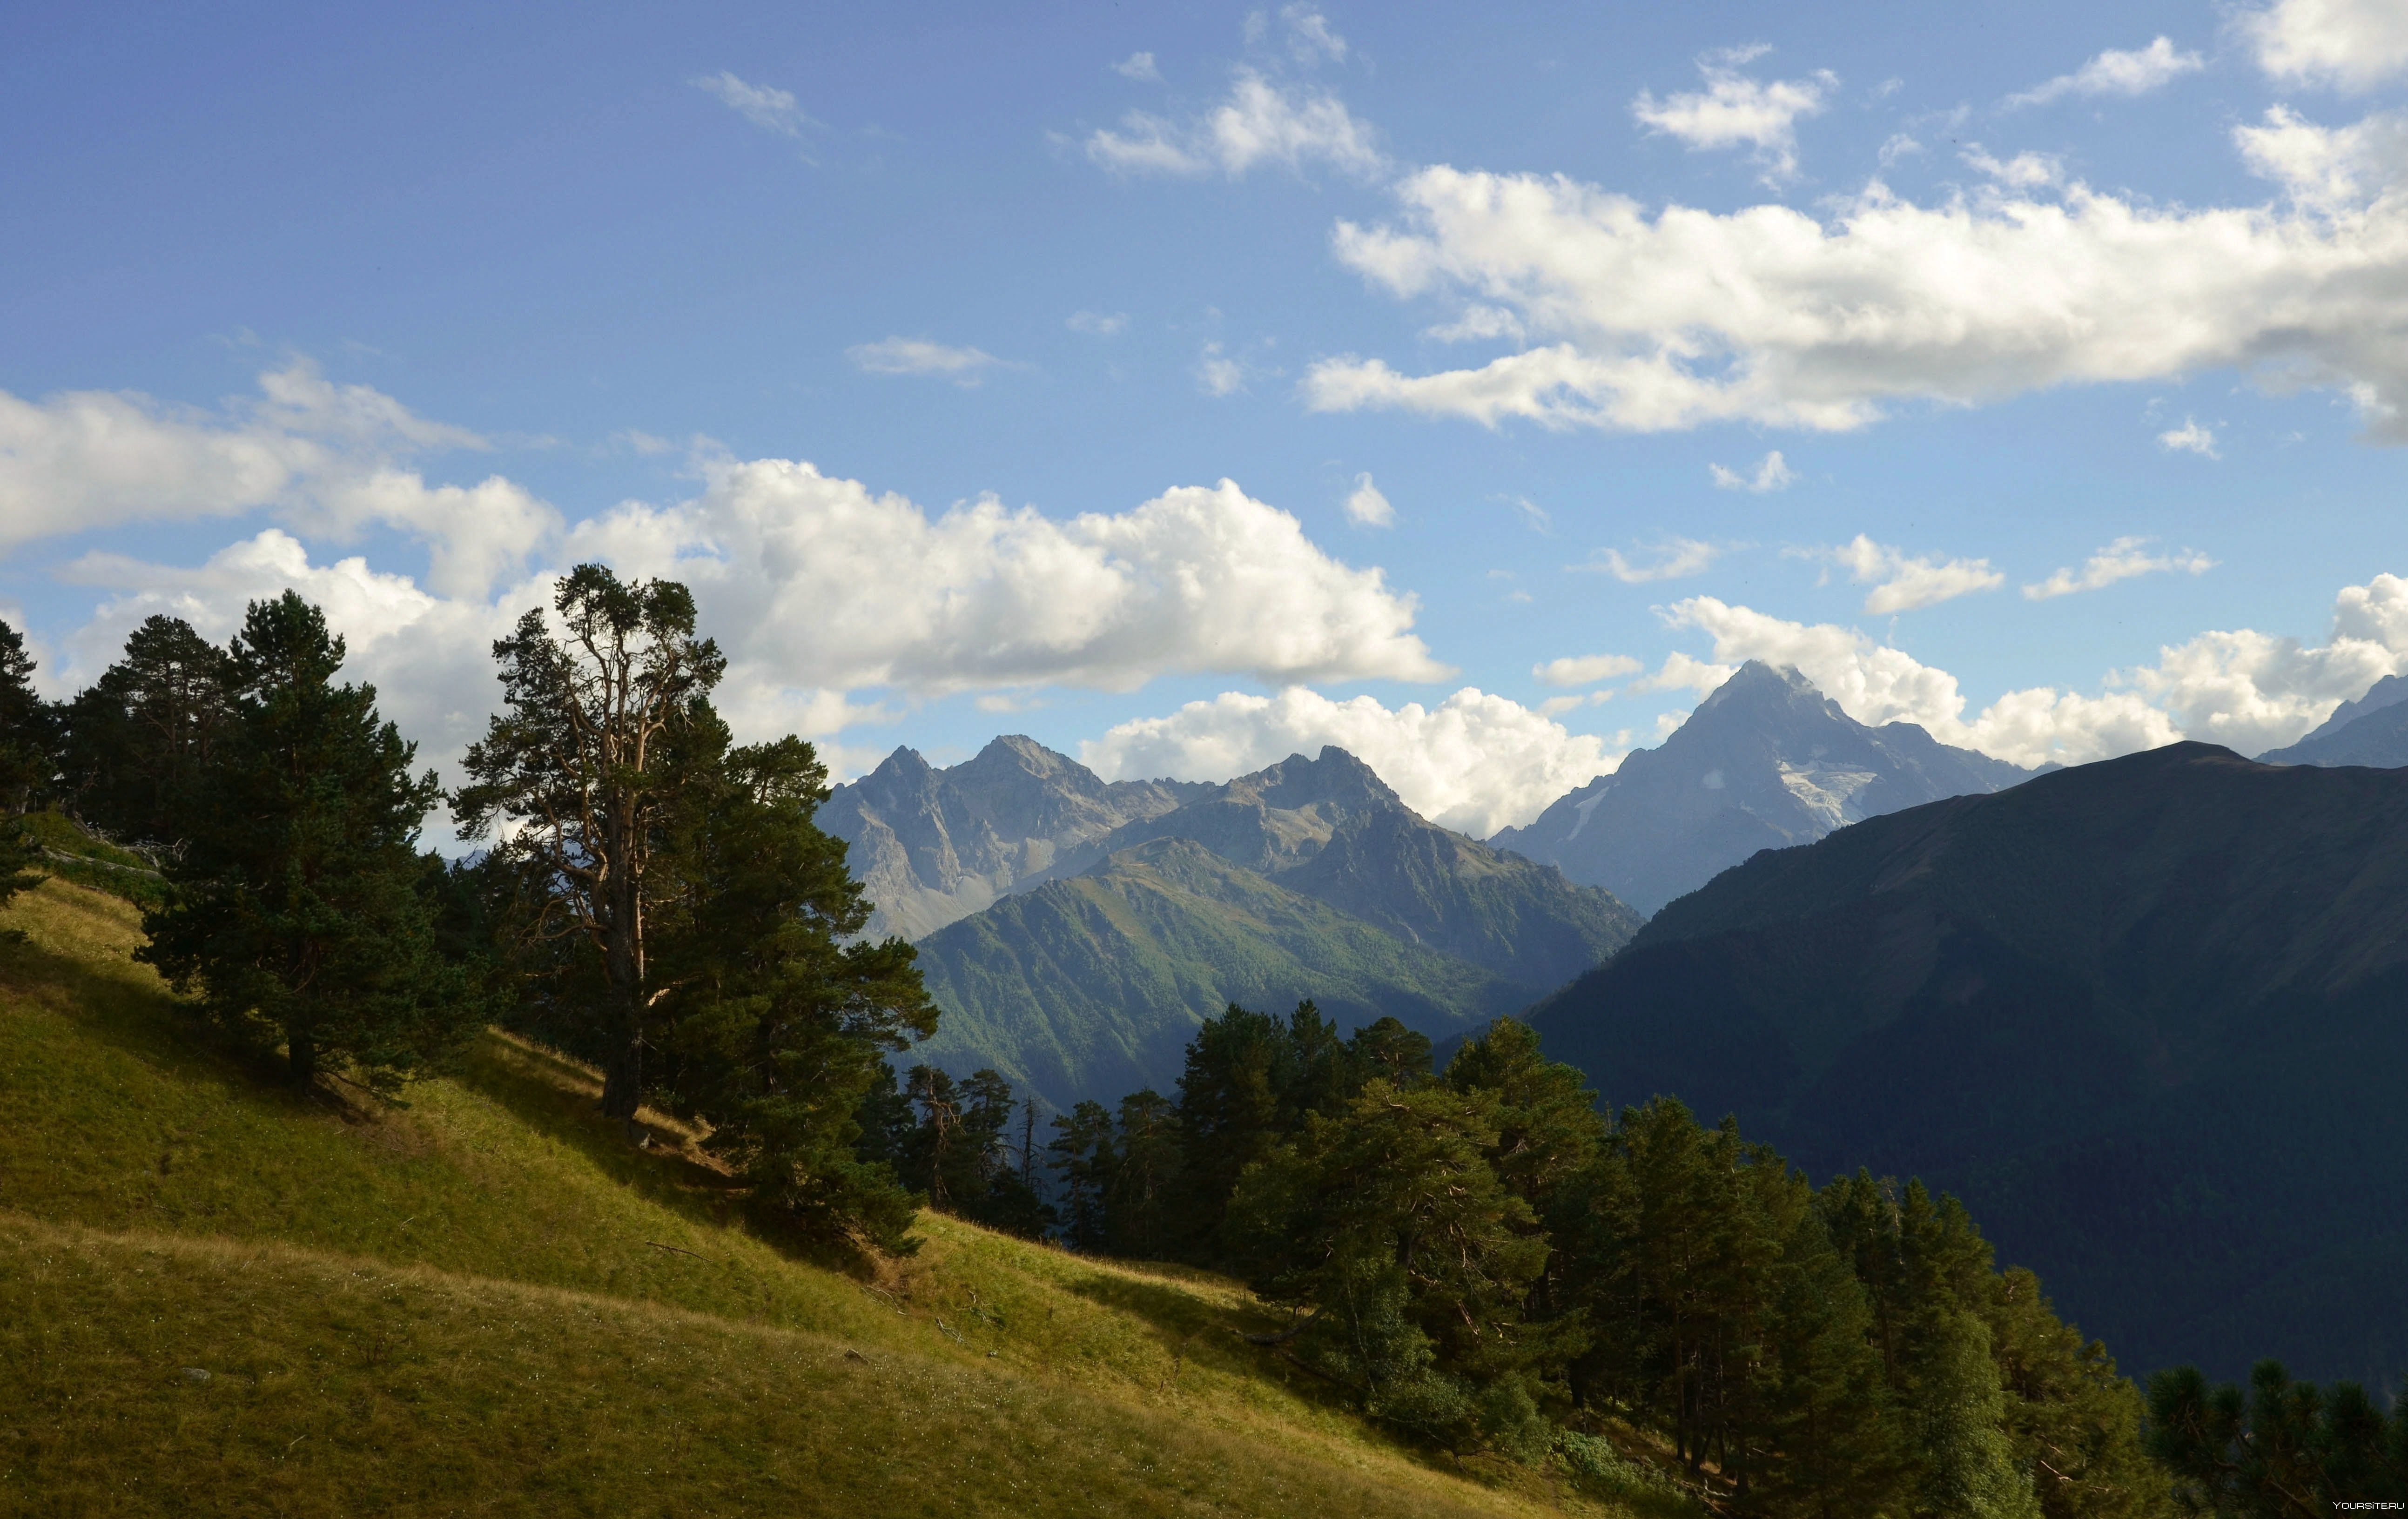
left=1423, top=304, right=1526, bottom=343
left=2157, top=417, right=2220, bottom=456
left=1581, top=538, right=1722, bottom=584
left=1305, top=154, right=2408, bottom=438
left=1709, top=450, right=1798, bottom=491
left=1629, top=650, right=1739, bottom=699
left=1961, top=146, right=2064, bottom=189
left=576, top=463, right=1446, bottom=700
left=692, top=71, right=815, bottom=137
left=1879, top=133, right=1925, bottom=166
left=2247, top=0, right=2408, bottom=91
left=2024, top=536, right=2218, bottom=599
left=1820, top=534, right=2005, bottom=614
left=2008, top=37, right=2204, bottom=107
left=2236, top=105, right=2408, bottom=212
left=846, top=338, right=1010, bottom=385
left=1197, top=342, right=1248, bottom=396
left=1083, top=686, right=1621, bottom=836
left=1085, top=67, right=1383, bottom=179
left=1631, top=49, right=1836, bottom=183
left=0, top=363, right=552, bottom=599
left=1344, top=472, right=1395, bottom=526
left=1279, top=5, right=1347, bottom=63
left=1534, top=652, right=1642, bottom=687
left=1067, top=309, right=1130, bottom=336
left=1661, top=574, right=2408, bottom=764
left=1112, top=52, right=1162, bottom=81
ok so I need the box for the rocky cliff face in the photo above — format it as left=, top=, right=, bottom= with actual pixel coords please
left=1493, top=661, right=2035, bottom=914
left=819, top=736, right=1207, bottom=940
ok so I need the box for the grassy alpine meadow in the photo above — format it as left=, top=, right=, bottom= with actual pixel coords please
left=0, top=877, right=1658, bottom=1518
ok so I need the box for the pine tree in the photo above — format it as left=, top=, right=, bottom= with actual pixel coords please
left=59, top=614, right=233, bottom=848
left=1047, top=1099, right=1117, bottom=1252
left=1107, top=1088, right=1178, bottom=1258
left=655, top=737, right=936, bottom=1251
left=453, top=564, right=726, bottom=1129
left=139, top=592, right=467, bottom=1090
left=0, top=619, right=52, bottom=912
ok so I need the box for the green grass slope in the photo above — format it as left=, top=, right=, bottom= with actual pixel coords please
left=913, top=837, right=1529, bottom=1112
left=0, top=876, right=1649, bottom=1519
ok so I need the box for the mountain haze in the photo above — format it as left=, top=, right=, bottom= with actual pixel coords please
left=1526, top=742, right=2408, bottom=1383
left=1493, top=661, right=2035, bottom=913
left=901, top=746, right=1641, bottom=1111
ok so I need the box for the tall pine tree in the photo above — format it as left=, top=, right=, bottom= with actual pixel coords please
left=140, top=593, right=468, bottom=1089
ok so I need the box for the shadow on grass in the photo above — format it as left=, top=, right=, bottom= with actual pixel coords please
left=1060, top=1265, right=1324, bottom=1389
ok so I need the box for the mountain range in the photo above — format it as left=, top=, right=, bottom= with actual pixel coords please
left=826, top=743, right=1640, bottom=1112
left=1490, top=660, right=2038, bottom=914
left=1525, top=742, right=2408, bottom=1383
left=2259, top=672, right=2408, bottom=768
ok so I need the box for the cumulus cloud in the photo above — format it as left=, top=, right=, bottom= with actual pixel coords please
left=2247, top=0, right=2408, bottom=91
left=1304, top=149, right=2408, bottom=438
left=1111, top=52, right=1162, bottom=81
left=2024, top=536, right=2218, bottom=599
left=0, top=363, right=553, bottom=599
left=2008, top=37, right=2204, bottom=107
left=1818, top=535, right=2005, bottom=614
left=846, top=338, right=1011, bottom=384
left=1085, top=67, right=1383, bottom=178
left=574, top=463, right=1446, bottom=701
left=691, top=71, right=815, bottom=137
left=1631, top=48, right=1836, bottom=183
left=1534, top=652, right=1642, bottom=687
left=1581, top=538, right=1723, bottom=584
left=1661, top=574, right=2408, bottom=763
left=1710, top=450, right=1798, bottom=491
left=1344, top=472, right=1395, bottom=526
left=1082, top=686, right=1621, bottom=836
left=2158, top=417, right=2221, bottom=456
left=2236, top=105, right=2408, bottom=211
left=1067, top=309, right=1130, bottom=335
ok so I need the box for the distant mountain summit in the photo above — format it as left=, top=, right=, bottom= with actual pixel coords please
left=2258, top=672, right=2408, bottom=768
left=1525, top=742, right=2408, bottom=1383
left=821, top=736, right=1209, bottom=940
left=899, top=744, right=1642, bottom=1111
left=1492, top=660, right=2036, bottom=913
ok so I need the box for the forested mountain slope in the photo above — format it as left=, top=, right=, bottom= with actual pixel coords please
left=911, top=837, right=1535, bottom=1111
left=905, top=749, right=1640, bottom=1109
left=1493, top=661, right=2035, bottom=913
left=1527, top=742, right=2408, bottom=1383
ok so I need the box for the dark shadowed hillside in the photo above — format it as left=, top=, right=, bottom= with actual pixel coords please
left=1493, top=661, right=2035, bottom=913
left=1527, top=743, right=2408, bottom=1384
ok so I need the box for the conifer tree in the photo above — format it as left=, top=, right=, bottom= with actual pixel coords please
left=1047, top=1099, right=1117, bottom=1252
left=1106, top=1088, right=1178, bottom=1258
left=140, top=592, right=466, bottom=1089
left=0, top=619, right=51, bottom=910
left=454, top=564, right=726, bottom=1128
left=60, top=614, right=233, bottom=848
left=656, top=737, right=936, bottom=1251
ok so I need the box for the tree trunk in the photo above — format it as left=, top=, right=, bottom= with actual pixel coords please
left=598, top=853, right=645, bottom=1130
left=288, top=1026, right=317, bottom=1087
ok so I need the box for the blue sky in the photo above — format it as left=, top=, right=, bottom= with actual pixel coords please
left=6, top=0, right=2408, bottom=835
